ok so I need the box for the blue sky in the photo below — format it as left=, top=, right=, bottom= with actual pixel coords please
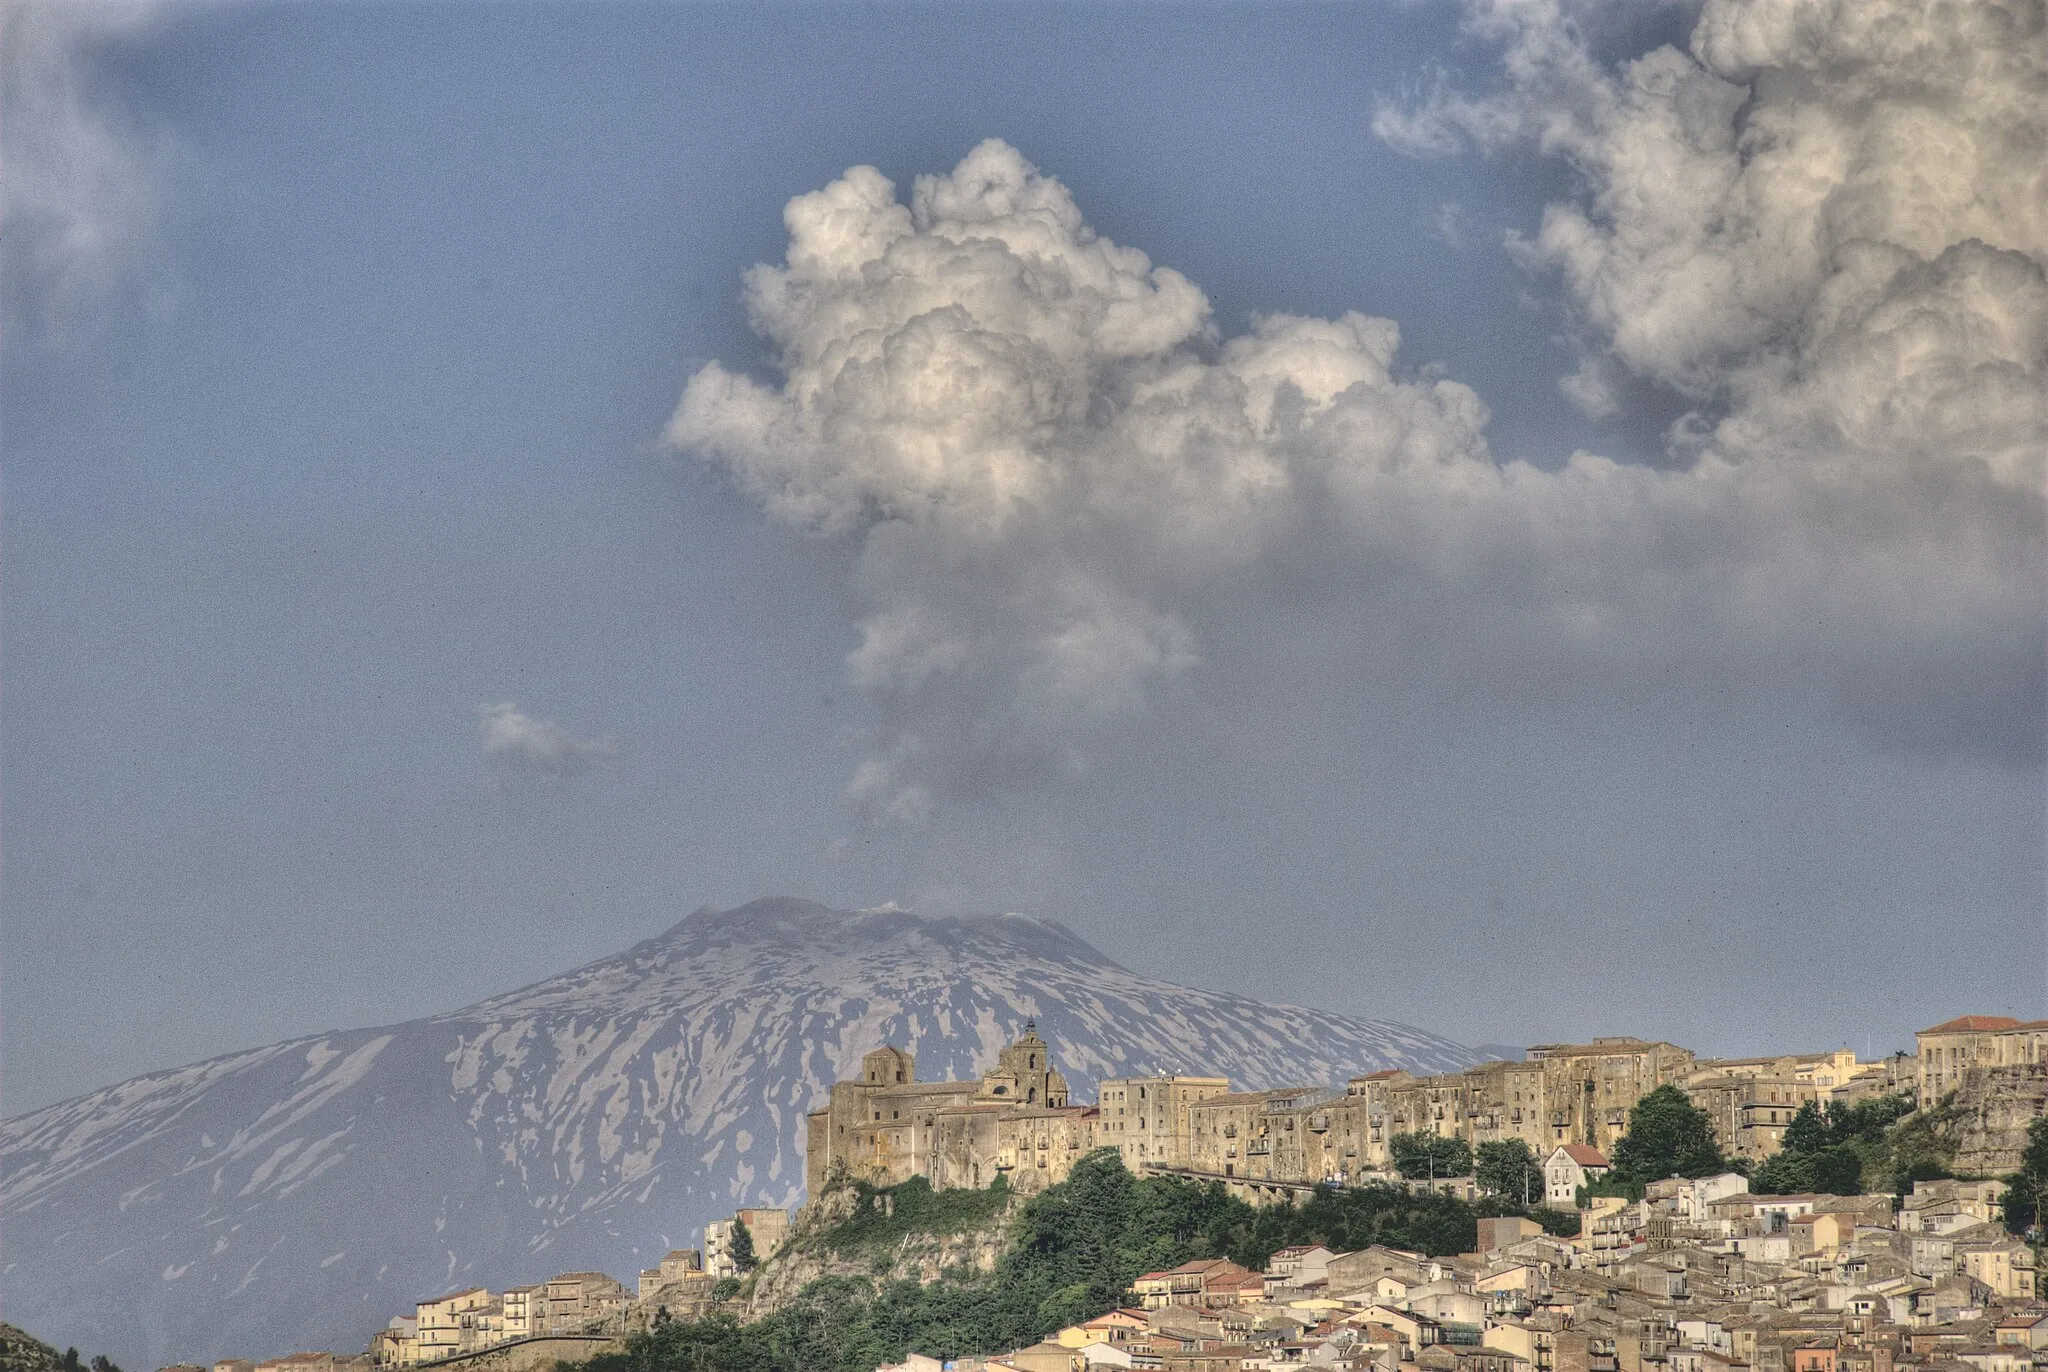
left=5, top=0, right=2041, bottom=1114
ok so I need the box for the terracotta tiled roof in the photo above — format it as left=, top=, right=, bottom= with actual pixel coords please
left=1920, top=1016, right=2025, bottom=1034
left=1554, top=1144, right=1609, bottom=1167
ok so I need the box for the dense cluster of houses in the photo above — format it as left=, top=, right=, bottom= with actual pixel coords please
left=890, top=1174, right=2040, bottom=1372
left=348, top=1207, right=795, bottom=1366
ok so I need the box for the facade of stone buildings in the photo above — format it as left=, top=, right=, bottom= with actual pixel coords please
left=1316, top=1041, right=1698, bottom=1178
left=1913, top=1017, right=2048, bottom=1176
left=804, top=1025, right=1090, bottom=1197
left=535, top=1272, right=626, bottom=1335
left=1184, top=1088, right=1327, bottom=1183
left=1916, top=1017, right=2048, bottom=1101
left=1524, top=1039, right=1699, bottom=1154
left=1681, top=1071, right=1818, bottom=1162
left=413, top=1288, right=496, bottom=1362
left=804, top=1031, right=1924, bottom=1204
left=637, top=1249, right=704, bottom=1301
left=1098, top=1074, right=1230, bottom=1172
left=705, top=1208, right=791, bottom=1279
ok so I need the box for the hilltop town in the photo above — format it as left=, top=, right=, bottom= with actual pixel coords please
left=154, top=1015, right=2047, bottom=1372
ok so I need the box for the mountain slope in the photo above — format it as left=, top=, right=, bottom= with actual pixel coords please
left=1, top=899, right=1473, bottom=1367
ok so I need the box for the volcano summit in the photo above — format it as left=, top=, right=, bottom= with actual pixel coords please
left=1, top=899, right=1472, bottom=1367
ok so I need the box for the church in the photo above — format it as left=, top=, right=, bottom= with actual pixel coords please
left=803, top=1023, right=1098, bottom=1197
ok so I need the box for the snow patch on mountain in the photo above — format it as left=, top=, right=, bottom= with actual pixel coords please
left=2, top=900, right=1473, bottom=1368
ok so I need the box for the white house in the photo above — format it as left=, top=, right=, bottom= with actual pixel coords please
left=1543, top=1145, right=1609, bottom=1206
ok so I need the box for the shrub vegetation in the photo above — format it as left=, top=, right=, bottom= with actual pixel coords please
left=608, top=1150, right=1576, bottom=1372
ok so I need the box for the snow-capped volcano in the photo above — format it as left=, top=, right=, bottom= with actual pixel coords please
left=2, top=900, right=1473, bottom=1367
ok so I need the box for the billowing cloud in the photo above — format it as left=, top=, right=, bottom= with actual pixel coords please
left=475, top=703, right=617, bottom=778
left=0, top=1, right=178, bottom=331
left=669, top=3, right=2043, bottom=821
left=1374, top=0, right=2047, bottom=478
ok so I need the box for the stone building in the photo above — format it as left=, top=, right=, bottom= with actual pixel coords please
left=1183, top=1087, right=1324, bottom=1181
left=636, top=1250, right=702, bottom=1301
left=536, top=1272, right=626, bottom=1334
left=1917, top=1016, right=2048, bottom=1102
left=1524, top=1039, right=1697, bottom=1153
left=1098, top=1074, right=1230, bottom=1172
left=931, top=1101, right=1097, bottom=1190
left=1319, top=1043, right=1693, bottom=1176
left=705, top=1209, right=790, bottom=1278
left=1681, top=1070, right=1817, bottom=1161
left=804, top=1024, right=1091, bottom=1197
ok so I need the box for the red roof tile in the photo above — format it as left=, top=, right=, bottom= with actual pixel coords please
left=1921, top=1016, right=2025, bottom=1034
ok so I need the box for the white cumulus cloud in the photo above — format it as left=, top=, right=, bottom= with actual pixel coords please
left=475, top=703, right=617, bottom=779
left=1, top=0, right=180, bottom=332
left=1374, top=0, right=2048, bottom=480
left=668, top=50, right=2043, bottom=820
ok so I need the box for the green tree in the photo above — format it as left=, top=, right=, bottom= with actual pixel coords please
left=1609, top=1086, right=1727, bottom=1183
left=1811, top=1146, right=1863, bottom=1196
left=614, top=1150, right=1533, bottom=1372
left=1749, top=1149, right=1816, bottom=1195
left=1827, top=1095, right=1913, bottom=1146
left=2003, top=1117, right=2048, bottom=1236
left=1782, top=1102, right=1829, bottom=1155
left=1474, top=1140, right=1542, bottom=1202
left=729, top=1218, right=758, bottom=1273
left=1390, top=1132, right=1473, bottom=1181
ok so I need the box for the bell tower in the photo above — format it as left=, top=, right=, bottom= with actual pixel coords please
left=981, top=1020, right=1067, bottom=1107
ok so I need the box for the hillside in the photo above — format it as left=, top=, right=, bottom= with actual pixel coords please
left=0, top=1326, right=68, bottom=1372
left=0, top=899, right=1473, bottom=1369
left=609, top=1150, right=1524, bottom=1372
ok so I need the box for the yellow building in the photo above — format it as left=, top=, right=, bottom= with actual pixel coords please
left=501, top=1287, right=540, bottom=1340
left=414, top=1289, right=493, bottom=1362
left=368, top=1323, right=419, bottom=1369
left=1959, top=1235, right=2038, bottom=1300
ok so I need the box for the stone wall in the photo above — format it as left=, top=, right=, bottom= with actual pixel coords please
left=1948, top=1063, right=2048, bottom=1176
left=418, top=1336, right=623, bottom=1372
